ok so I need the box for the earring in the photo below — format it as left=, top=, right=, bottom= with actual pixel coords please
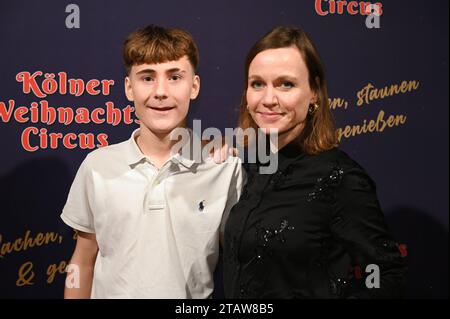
left=308, top=102, right=319, bottom=115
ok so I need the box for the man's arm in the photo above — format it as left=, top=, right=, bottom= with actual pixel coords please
left=64, top=231, right=99, bottom=299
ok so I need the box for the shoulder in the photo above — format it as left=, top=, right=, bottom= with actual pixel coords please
left=201, top=156, right=244, bottom=176
left=292, top=148, right=376, bottom=190
left=82, top=139, right=129, bottom=170
left=301, top=148, right=366, bottom=172
left=301, top=148, right=355, bottom=167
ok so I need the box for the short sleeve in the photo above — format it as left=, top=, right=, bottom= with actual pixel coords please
left=219, top=162, right=246, bottom=235
left=331, top=165, right=407, bottom=298
left=60, top=157, right=96, bottom=233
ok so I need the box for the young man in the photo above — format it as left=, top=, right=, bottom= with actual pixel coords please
left=61, top=25, right=243, bottom=298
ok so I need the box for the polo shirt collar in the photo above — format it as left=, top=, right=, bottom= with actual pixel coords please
left=124, top=128, right=196, bottom=170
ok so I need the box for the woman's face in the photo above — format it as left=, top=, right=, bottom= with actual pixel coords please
left=246, top=46, right=316, bottom=145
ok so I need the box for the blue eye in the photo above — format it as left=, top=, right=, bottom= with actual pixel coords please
left=280, top=81, right=294, bottom=89
left=250, top=81, right=264, bottom=89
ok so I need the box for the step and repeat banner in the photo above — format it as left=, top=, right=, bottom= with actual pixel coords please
left=0, top=0, right=448, bottom=298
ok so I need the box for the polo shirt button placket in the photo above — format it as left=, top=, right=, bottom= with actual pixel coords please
left=144, top=166, right=167, bottom=213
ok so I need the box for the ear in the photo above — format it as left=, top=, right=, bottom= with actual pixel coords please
left=190, top=75, right=200, bottom=100
left=311, top=92, right=318, bottom=104
left=124, top=76, right=134, bottom=102
left=311, top=76, right=321, bottom=104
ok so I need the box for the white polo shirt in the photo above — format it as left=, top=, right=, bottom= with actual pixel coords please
left=61, top=129, right=244, bottom=299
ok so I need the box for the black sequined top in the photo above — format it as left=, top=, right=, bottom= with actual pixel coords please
left=223, top=144, right=407, bottom=298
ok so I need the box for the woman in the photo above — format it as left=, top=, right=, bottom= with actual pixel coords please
left=223, top=26, right=407, bottom=298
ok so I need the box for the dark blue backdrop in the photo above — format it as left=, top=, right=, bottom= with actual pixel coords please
left=0, top=0, right=448, bottom=298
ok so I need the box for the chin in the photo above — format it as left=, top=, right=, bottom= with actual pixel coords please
left=154, top=126, right=179, bottom=134
left=259, top=126, right=282, bottom=135
left=149, top=120, right=178, bottom=131
left=142, top=124, right=174, bottom=135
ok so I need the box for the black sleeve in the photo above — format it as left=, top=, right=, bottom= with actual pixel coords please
left=330, top=165, right=407, bottom=298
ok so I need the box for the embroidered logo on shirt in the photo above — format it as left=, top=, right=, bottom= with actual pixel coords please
left=198, top=200, right=205, bottom=212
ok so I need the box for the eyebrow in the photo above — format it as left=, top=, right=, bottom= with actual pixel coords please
left=248, top=74, right=298, bottom=81
left=135, top=68, right=187, bottom=75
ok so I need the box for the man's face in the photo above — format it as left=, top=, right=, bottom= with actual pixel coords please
left=125, top=56, right=200, bottom=135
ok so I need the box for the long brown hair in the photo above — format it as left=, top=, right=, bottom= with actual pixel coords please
left=238, top=26, right=338, bottom=154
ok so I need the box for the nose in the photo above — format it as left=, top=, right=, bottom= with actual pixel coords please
left=154, top=79, right=168, bottom=101
left=262, top=86, right=278, bottom=108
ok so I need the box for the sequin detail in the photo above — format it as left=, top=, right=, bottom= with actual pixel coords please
left=307, top=165, right=344, bottom=202
left=329, top=277, right=350, bottom=297
left=255, top=219, right=295, bottom=261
